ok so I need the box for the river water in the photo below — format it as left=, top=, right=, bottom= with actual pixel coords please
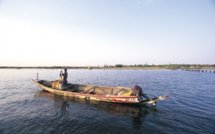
left=0, top=69, right=214, bottom=134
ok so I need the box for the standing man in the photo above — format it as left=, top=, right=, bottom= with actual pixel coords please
left=59, top=68, right=68, bottom=85
left=63, top=68, right=68, bottom=85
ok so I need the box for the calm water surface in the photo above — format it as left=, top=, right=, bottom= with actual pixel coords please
left=0, top=69, right=214, bottom=134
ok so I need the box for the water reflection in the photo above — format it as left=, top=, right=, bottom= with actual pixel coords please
left=35, top=91, right=157, bottom=129
left=35, top=91, right=70, bottom=115
left=55, top=99, right=69, bottom=115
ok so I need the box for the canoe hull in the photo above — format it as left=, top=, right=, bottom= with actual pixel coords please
left=32, top=80, right=168, bottom=106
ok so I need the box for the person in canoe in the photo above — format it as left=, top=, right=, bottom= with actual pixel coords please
left=60, top=68, right=68, bottom=85
left=52, top=68, right=68, bottom=90
left=132, top=85, right=151, bottom=100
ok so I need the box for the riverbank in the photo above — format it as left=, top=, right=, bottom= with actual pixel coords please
left=0, top=64, right=215, bottom=70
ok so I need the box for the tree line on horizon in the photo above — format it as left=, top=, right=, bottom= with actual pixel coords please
left=0, top=64, right=215, bottom=69
left=107, top=64, right=215, bottom=69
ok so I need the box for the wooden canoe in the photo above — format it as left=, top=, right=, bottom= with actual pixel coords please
left=32, top=79, right=168, bottom=106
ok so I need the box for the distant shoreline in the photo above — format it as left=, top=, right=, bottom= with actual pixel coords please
left=0, top=64, right=215, bottom=70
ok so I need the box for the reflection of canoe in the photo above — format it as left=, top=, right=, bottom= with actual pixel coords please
left=35, top=90, right=157, bottom=117
left=32, top=79, right=168, bottom=106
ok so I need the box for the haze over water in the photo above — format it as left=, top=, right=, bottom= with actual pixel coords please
left=0, top=69, right=214, bottom=134
left=1, top=0, right=215, bottom=66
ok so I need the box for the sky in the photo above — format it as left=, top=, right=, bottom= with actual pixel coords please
left=0, top=0, right=215, bottom=66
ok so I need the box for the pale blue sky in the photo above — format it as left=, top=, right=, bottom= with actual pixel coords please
left=0, top=0, right=215, bottom=66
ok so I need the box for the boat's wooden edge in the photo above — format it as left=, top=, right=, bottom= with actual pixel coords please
left=32, top=79, right=39, bottom=86
left=32, top=79, right=138, bottom=98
